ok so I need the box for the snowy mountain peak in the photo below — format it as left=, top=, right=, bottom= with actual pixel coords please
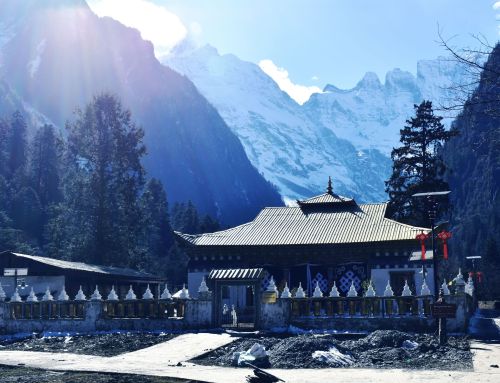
left=356, top=71, right=382, bottom=89
left=385, top=68, right=419, bottom=93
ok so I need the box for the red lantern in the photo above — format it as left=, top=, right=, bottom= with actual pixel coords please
left=476, top=271, right=483, bottom=283
left=437, top=230, right=452, bottom=260
left=415, top=232, right=429, bottom=260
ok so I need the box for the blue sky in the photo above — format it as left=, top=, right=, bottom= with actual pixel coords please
left=88, top=0, right=499, bottom=101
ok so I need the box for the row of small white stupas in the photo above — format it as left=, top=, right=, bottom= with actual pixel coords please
left=266, top=269, right=472, bottom=299
left=0, top=279, right=213, bottom=302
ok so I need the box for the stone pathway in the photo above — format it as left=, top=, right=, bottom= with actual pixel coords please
left=0, top=334, right=498, bottom=382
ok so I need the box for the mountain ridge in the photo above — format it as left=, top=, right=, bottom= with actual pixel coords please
left=0, top=0, right=282, bottom=225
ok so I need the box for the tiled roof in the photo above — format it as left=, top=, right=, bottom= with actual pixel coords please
left=207, top=268, right=265, bottom=281
left=175, top=203, right=430, bottom=247
left=5, top=252, right=162, bottom=280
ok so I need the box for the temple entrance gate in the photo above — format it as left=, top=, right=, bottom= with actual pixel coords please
left=207, top=268, right=264, bottom=329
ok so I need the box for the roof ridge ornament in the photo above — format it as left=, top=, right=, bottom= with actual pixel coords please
left=327, top=176, right=333, bottom=195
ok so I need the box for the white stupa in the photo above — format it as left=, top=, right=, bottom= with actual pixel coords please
left=0, top=282, right=6, bottom=301
left=384, top=280, right=394, bottom=297
left=329, top=281, right=340, bottom=297
left=313, top=281, right=323, bottom=298
left=74, top=286, right=87, bottom=301
left=441, top=280, right=450, bottom=295
left=42, top=286, right=54, bottom=301
left=142, top=284, right=154, bottom=300
left=27, top=287, right=38, bottom=302
left=125, top=285, right=137, bottom=300
left=401, top=280, right=412, bottom=296
left=266, top=276, right=278, bottom=293
left=58, top=286, right=69, bottom=301
left=198, top=277, right=209, bottom=293
left=90, top=285, right=102, bottom=301
left=420, top=278, right=431, bottom=296
left=347, top=281, right=358, bottom=297
left=455, top=268, right=465, bottom=284
left=107, top=286, right=119, bottom=301
left=280, top=282, right=292, bottom=298
left=179, top=284, right=190, bottom=299
left=10, top=288, right=22, bottom=302
left=295, top=282, right=306, bottom=298
left=160, top=285, right=172, bottom=300
left=364, top=281, right=377, bottom=297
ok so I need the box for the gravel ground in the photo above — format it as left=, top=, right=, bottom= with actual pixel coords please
left=192, top=330, right=473, bottom=370
left=0, top=366, right=206, bottom=383
left=0, top=332, right=177, bottom=357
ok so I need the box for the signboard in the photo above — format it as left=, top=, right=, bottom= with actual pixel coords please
left=3, top=268, right=28, bottom=276
left=431, top=303, right=457, bottom=318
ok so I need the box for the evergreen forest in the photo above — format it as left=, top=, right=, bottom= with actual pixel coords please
left=0, top=94, right=219, bottom=286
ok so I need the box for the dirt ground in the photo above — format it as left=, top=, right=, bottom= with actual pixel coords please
left=0, top=366, right=206, bottom=383
left=192, top=330, right=473, bottom=370
left=0, top=332, right=177, bottom=357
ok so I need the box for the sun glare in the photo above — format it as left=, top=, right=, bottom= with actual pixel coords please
left=87, top=0, right=187, bottom=57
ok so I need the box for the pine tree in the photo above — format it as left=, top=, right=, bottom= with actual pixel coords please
left=48, top=94, right=146, bottom=266
left=0, top=118, right=9, bottom=179
left=7, top=111, right=28, bottom=184
left=385, top=101, right=457, bottom=225
left=136, top=178, right=173, bottom=273
left=199, top=214, right=220, bottom=233
left=10, top=186, right=42, bottom=239
left=29, top=124, right=63, bottom=210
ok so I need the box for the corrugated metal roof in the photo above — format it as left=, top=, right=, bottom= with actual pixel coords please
left=176, top=203, right=430, bottom=247
left=5, top=252, right=161, bottom=280
left=207, top=268, right=264, bottom=281
left=298, top=192, right=354, bottom=205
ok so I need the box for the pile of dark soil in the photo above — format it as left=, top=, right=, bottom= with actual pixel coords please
left=338, top=331, right=471, bottom=370
left=0, top=366, right=205, bottom=383
left=0, top=332, right=176, bottom=357
left=193, top=330, right=472, bottom=370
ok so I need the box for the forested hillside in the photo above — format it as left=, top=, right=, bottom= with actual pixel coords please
left=444, top=43, right=500, bottom=297
left=0, top=95, right=219, bottom=284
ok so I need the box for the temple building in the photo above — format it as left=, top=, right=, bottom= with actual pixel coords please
left=175, top=179, right=433, bottom=306
left=0, top=251, right=165, bottom=300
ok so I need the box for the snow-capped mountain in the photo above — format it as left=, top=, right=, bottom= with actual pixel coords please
left=166, top=45, right=391, bottom=203
left=304, top=60, right=464, bottom=155
left=167, top=45, right=463, bottom=203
